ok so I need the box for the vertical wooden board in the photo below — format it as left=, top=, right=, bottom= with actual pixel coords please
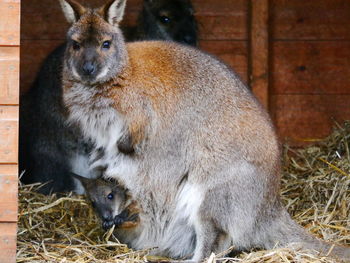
left=0, top=47, right=19, bottom=105
left=0, top=0, right=20, bottom=45
left=0, top=106, right=18, bottom=163
left=200, top=40, right=248, bottom=82
left=272, top=41, right=350, bottom=94
left=250, top=0, right=269, bottom=109
left=0, top=165, right=17, bottom=222
left=272, top=0, right=350, bottom=40
left=0, top=223, right=16, bottom=263
left=271, top=94, right=350, bottom=142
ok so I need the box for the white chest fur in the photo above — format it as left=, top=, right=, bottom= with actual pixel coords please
left=64, top=84, right=124, bottom=147
left=63, top=83, right=136, bottom=177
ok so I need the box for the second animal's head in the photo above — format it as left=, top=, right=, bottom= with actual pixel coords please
left=60, top=0, right=128, bottom=85
left=72, top=173, right=129, bottom=224
left=139, top=0, right=198, bottom=46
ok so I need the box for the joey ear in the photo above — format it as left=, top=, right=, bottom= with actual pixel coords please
left=71, top=173, right=93, bottom=189
left=99, top=0, right=127, bottom=25
left=59, top=0, right=86, bottom=24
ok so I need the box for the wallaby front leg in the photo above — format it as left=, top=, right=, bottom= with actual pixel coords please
left=103, top=154, right=139, bottom=190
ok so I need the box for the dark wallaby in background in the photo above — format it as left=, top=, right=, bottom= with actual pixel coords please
left=128, top=0, right=198, bottom=45
left=19, top=0, right=198, bottom=194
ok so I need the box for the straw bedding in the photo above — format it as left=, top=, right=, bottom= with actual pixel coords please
left=17, top=122, right=350, bottom=262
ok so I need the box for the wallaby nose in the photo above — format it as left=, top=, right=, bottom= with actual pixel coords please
left=183, top=35, right=196, bottom=46
left=83, top=62, right=95, bottom=75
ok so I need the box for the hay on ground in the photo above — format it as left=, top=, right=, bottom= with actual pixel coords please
left=17, top=122, right=350, bottom=262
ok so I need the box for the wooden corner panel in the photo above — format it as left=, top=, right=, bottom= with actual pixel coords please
left=0, top=165, right=17, bottom=222
left=0, top=223, right=17, bottom=263
left=0, top=106, right=18, bottom=164
left=0, top=47, right=19, bottom=105
left=0, top=0, right=20, bottom=46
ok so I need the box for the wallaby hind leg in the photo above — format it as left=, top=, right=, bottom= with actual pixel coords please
left=191, top=216, right=223, bottom=262
left=187, top=162, right=283, bottom=261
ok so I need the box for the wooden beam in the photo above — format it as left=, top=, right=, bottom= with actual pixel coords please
left=249, top=0, right=269, bottom=110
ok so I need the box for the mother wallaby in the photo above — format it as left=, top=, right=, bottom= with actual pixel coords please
left=60, top=0, right=350, bottom=261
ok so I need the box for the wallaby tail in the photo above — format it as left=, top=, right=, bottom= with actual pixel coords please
left=256, top=207, right=350, bottom=262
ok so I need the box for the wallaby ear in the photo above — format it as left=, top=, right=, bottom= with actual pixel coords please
left=59, top=0, right=86, bottom=24
left=71, top=173, right=92, bottom=189
left=99, top=0, right=127, bottom=25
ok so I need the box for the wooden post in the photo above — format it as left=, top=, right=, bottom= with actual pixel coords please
left=249, top=0, right=269, bottom=110
left=0, top=0, right=20, bottom=262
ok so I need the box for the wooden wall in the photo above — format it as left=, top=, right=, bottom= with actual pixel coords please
left=270, top=0, right=350, bottom=143
left=0, top=0, right=20, bottom=262
left=20, top=0, right=350, bottom=143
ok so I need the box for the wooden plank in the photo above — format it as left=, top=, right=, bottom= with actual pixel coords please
left=0, top=0, right=20, bottom=46
left=197, top=14, right=247, bottom=40
left=271, top=94, right=350, bottom=142
left=272, top=41, right=350, bottom=94
left=249, top=0, right=269, bottom=109
left=0, top=223, right=16, bottom=263
left=192, top=0, right=246, bottom=14
left=0, top=165, right=17, bottom=222
left=0, top=106, right=18, bottom=164
left=200, top=40, right=248, bottom=82
left=272, top=0, right=350, bottom=40
left=0, top=47, right=19, bottom=105
left=194, top=0, right=248, bottom=40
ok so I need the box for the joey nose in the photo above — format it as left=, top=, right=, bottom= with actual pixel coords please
left=83, top=62, right=95, bottom=75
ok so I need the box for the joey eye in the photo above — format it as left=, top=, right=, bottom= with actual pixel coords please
left=159, top=16, right=171, bottom=24
left=107, top=193, right=114, bottom=200
left=72, top=41, right=81, bottom=50
left=102, top=41, right=111, bottom=49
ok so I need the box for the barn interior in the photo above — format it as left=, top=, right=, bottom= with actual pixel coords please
left=0, top=0, right=349, bottom=262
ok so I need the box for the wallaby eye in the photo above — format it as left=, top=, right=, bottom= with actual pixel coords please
left=102, top=41, right=111, bottom=49
left=107, top=193, right=114, bottom=200
left=159, top=16, right=171, bottom=24
left=72, top=41, right=80, bottom=50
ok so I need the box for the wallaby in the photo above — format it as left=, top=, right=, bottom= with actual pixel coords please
left=72, top=173, right=139, bottom=230
left=19, top=0, right=198, bottom=194
left=59, top=0, right=350, bottom=261
left=129, top=0, right=198, bottom=46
